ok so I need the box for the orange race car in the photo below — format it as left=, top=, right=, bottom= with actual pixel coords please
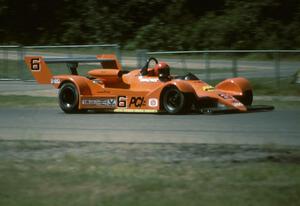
left=24, top=54, right=273, bottom=114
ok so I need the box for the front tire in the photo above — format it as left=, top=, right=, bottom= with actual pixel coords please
left=59, top=82, right=79, bottom=113
left=237, top=90, right=253, bottom=106
left=162, top=87, right=191, bottom=114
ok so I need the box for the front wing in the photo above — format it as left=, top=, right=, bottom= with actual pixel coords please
left=199, top=105, right=275, bottom=114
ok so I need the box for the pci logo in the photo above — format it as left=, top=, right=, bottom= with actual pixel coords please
left=31, top=58, right=41, bottom=71
left=129, top=96, right=145, bottom=108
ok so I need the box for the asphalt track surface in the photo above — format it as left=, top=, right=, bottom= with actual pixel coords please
left=0, top=107, right=299, bottom=146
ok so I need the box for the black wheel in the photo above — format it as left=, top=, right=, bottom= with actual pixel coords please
left=59, top=82, right=79, bottom=113
left=162, top=87, right=191, bottom=114
left=237, top=90, right=253, bottom=106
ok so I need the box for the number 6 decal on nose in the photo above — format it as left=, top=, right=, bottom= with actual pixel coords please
left=31, top=58, right=41, bottom=71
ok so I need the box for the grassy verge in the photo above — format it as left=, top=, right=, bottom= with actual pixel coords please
left=0, top=141, right=299, bottom=206
left=209, top=77, right=300, bottom=96
left=249, top=77, right=300, bottom=96
left=141, top=51, right=300, bottom=61
left=0, top=59, right=22, bottom=79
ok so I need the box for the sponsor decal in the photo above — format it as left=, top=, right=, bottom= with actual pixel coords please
left=218, top=93, right=243, bottom=107
left=51, top=78, right=61, bottom=84
left=82, top=98, right=116, bottom=108
left=202, top=86, right=214, bottom=91
left=113, top=108, right=159, bottom=113
left=232, top=98, right=243, bottom=107
left=117, top=96, right=127, bottom=108
left=92, top=79, right=103, bottom=84
left=233, top=102, right=243, bottom=107
left=129, top=96, right=145, bottom=108
left=138, top=76, right=159, bottom=83
left=148, top=98, right=158, bottom=107
left=218, top=93, right=231, bottom=99
left=219, top=93, right=244, bottom=107
left=31, top=58, right=40, bottom=71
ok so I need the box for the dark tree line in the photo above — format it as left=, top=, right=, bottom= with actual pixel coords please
left=1, top=0, right=300, bottom=50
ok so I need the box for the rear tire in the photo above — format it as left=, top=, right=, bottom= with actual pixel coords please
left=59, top=82, right=79, bottom=113
left=162, top=87, right=192, bottom=114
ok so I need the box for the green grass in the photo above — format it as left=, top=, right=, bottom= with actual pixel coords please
left=0, top=59, right=23, bottom=79
left=209, top=77, right=300, bottom=96
left=24, top=47, right=119, bottom=56
left=250, top=77, right=300, bottom=96
left=0, top=141, right=299, bottom=206
left=0, top=59, right=99, bottom=79
left=48, top=63, right=99, bottom=76
left=143, top=51, right=300, bottom=61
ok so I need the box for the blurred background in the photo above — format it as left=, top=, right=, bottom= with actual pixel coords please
left=0, top=0, right=300, bottom=92
left=1, top=0, right=300, bottom=49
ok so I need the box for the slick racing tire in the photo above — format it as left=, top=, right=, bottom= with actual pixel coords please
left=238, top=90, right=253, bottom=106
left=162, top=87, right=191, bottom=114
left=59, top=82, right=79, bottom=113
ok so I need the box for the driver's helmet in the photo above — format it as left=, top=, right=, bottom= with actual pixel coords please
left=154, top=62, right=170, bottom=78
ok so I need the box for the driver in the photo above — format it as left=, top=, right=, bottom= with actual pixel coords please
left=153, top=62, right=170, bottom=79
left=140, top=57, right=170, bottom=80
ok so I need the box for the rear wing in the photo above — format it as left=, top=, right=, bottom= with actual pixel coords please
left=24, top=54, right=121, bottom=84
